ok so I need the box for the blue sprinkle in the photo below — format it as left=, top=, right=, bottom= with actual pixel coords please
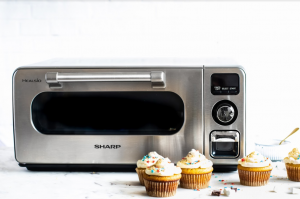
left=270, top=176, right=272, bottom=177
left=219, top=180, right=222, bottom=181
left=224, top=187, right=227, bottom=188
left=238, top=189, right=240, bottom=190
left=208, top=186, right=211, bottom=188
left=151, top=170, right=154, bottom=173
left=215, top=176, right=218, bottom=178
left=194, top=189, right=197, bottom=191
left=231, top=186, right=233, bottom=188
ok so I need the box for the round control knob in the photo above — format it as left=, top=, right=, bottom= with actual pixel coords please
left=212, top=100, right=238, bottom=125
left=216, top=105, right=235, bottom=123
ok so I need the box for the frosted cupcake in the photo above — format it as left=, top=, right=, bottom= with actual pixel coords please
left=283, top=148, right=300, bottom=182
left=177, top=149, right=213, bottom=189
left=143, top=158, right=182, bottom=197
left=136, top=151, right=163, bottom=185
left=238, top=151, right=272, bottom=186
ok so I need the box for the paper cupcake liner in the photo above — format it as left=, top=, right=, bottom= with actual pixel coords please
left=136, top=168, right=145, bottom=186
left=180, top=172, right=212, bottom=189
left=286, top=164, right=300, bottom=182
left=144, top=179, right=179, bottom=197
left=238, top=169, right=271, bottom=186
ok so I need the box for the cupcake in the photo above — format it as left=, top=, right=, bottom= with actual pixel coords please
left=283, top=148, right=300, bottom=182
left=136, top=151, right=163, bottom=186
left=143, top=158, right=182, bottom=197
left=238, top=151, right=272, bottom=186
left=176, top=149, right=213, bottom=189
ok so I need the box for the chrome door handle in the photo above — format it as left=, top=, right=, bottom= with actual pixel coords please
left=45, top=71, right=166, bottom=88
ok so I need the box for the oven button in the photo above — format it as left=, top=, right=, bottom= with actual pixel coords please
left=216, top=106, right=234, bottom=123
left=212, top=100, right=238, bottom=125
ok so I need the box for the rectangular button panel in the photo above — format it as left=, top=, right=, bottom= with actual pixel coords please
left=211, top=74, right=240, bottom=95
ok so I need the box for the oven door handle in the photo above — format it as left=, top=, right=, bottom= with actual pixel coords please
left=45, top=71, right=166, bottom=88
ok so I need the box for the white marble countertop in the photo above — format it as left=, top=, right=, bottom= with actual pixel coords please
left=1, top=147, right=300, bottom=199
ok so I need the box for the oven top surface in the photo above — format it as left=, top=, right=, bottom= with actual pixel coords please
left=19, top=58, right=240, bottom=69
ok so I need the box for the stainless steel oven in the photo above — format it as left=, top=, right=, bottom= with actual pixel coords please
left=12, top=59, right=245, bottom=171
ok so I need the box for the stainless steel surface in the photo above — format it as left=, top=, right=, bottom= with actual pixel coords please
left=13, top=67, right=203, bottom=164
left=216, top=106, right=235, bottom=123
left=45, top=71, right=166, bottom=88
left=204, top=66, right=246, bottom=165
left=211, top=131, right=239, bottom=142
left=13, top=61, right=245, bottom=166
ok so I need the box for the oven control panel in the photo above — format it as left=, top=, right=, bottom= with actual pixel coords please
left=211, top=73, right=239, bottom=95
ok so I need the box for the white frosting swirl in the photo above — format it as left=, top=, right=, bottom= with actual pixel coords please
left=283, top=148, right=300, bottom=164
left=176, top=149, right=213, bottom=169
left=238, top=151, right=272, bottom=167
left=137, top=151, right=163, bottom=168
left=145, top=158, right=182, bottom=176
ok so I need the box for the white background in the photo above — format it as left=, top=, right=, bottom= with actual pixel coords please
left=1, top=1, right=300, bottom=151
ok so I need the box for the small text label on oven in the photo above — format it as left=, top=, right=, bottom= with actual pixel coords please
left=22, top=78, right=42, bottom=83
left=94, top=145, right=121, bottom=149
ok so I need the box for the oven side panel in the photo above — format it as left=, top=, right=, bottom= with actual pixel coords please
left=203, top=66, right=246, bottom=165
left=13, top=67, right=203, bottom=164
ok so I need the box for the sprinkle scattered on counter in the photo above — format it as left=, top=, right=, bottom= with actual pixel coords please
left=211, top=190, right=221, bottom=196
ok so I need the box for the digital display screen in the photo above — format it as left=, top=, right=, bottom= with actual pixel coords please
left=211, top=74, right=239, bottom=87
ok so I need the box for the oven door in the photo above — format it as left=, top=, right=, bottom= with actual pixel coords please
left=13, top=68, right=203, bottom=165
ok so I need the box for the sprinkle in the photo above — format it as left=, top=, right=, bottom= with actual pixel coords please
left=224, top=187, right=227, bottom=188
left=197, top=189, right=200, bottom=191
left=241, top=158, right=245, bottom=162
left=212, top=174, right=214, bottom=175
left=219, top=180, right=222, bottom=181
left=222, top=180, right=224, bottom=182
left=238, top=189, right=240, bottom=190
left=231, top=183, right=234, bottom=185
left=147, top=161, right=149, bottom=163
left=224, top=183, right=227, bottom=185
left=270, top=176, right=272, bottom=177
left=220, top=189, right=222, bottom=190
left=215, top=176, right=218, bottom=178
left=152, top=161, right=155, bottom=163
left=151, top=170, right=154, bottom=173
left=208, top=186, right=211, bottom=188
left=157, top=170, right=159, bottom=173
left=194, top=189, right=197, bottom=191
left=260, top=160, right=263, bottom=162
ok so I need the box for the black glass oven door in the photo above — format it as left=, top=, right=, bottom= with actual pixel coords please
left=31, top=92, right=184, bottom=135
